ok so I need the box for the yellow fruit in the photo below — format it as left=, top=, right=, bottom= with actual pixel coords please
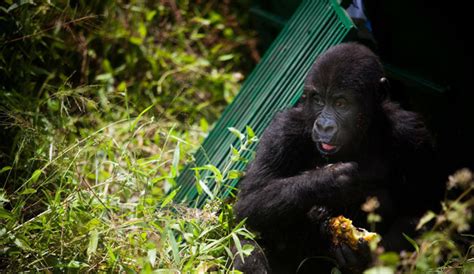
left=328, top=215, right=379, bottom=249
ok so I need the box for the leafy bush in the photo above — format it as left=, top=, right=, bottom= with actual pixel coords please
left=0, top=0, right=258, bottom=271
left=365, top=169, right=474, bottom=274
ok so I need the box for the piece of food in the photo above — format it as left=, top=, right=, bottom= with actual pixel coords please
left=328, top=215, right=380, bottom=249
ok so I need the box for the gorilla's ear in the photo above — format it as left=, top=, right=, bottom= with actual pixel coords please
left=378, top=77, right=390, bottom=102
left=296, top=93, right=307, bottom=106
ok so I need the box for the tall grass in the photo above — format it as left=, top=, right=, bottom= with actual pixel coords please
left=1, top=0, right=258, bottom=271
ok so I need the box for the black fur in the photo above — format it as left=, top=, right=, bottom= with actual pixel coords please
left=233, top=43, right=443, bottom=273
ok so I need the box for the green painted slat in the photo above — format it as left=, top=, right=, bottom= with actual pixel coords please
left=175, top=0, right=324, bottom=201
left=201, top=21, right=351, bottom=207
left=174, top=0, right=355, bottom=206
left=185, top=5, right=352, bottom=206
left=218, top=23, right=350, bottom=201
left=195, top=4, right=337, bottom=205
left=175, top=1, right=323, bottom=198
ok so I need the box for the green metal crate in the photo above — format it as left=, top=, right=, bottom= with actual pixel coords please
left=174, top=0, right=355, bottom=207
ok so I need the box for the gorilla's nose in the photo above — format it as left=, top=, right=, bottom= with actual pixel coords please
left=315, top=117, right=337, bottom=136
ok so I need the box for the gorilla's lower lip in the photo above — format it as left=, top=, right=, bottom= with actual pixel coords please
left=317, top=142, right=339, bottom=154
left=321, top=143, right=336, bottom=151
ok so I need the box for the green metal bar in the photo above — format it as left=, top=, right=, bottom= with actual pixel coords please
left=185, top=0, right=325, bottom=202
left=200, top=5, right=352, bottom=206
left=175, top=0, right=355, bottom=206
left=205, top=1, right=334, bottom=202
left=216, top=14, right=351, bottom=201
left=384, top=64, right=448, bottom=94
left=330, top=0, right=354, bottom=29
left=176, top=0, right=322, bottom=203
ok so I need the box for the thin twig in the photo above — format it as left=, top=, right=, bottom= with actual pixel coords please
left=3, top=15, right=99, bottom=45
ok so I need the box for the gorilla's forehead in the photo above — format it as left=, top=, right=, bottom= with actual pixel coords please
left=304, top=75, right=364, bottom=95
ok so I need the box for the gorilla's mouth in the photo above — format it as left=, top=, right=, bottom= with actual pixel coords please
left=317, top=142, right=340, bottom=155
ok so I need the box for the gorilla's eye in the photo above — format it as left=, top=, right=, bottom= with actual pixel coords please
left=335, top=98, right=348, bottom=109
left=313, top=94, right=324, bottom=106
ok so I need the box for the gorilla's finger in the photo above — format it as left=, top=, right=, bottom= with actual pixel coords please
left=307, top=205, right=331, bottom=221
left=341, top=243, right=358, bottom=266
left=357, top=239, right=372, bottom=262
left=332, top=162, right=358, bottom=176
left=333, top=246, right=347, bottom=267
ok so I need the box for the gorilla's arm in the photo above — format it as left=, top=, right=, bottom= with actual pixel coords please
left=234, top=109, right=358, bottom=232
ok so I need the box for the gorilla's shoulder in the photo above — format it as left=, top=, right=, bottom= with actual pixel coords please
left=264, top=107, right=308, bottom=139
left=382, top=101, right=433, bottom=150
left=255, top=106, right=311, bottom=157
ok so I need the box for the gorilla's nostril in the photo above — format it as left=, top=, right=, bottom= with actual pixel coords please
left=325, top=124, right=336, bottom=134
left=316, top=118, right=337, bottom=135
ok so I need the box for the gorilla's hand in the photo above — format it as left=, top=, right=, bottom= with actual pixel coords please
left=315, top=162, right=360, bottom=202
left=320, top=162, right=359, bottom=186
left=331, top=240, right=372, bottom=273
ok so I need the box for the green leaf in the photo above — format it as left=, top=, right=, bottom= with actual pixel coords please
left=106, top=245, right=117, bottom=264
left=363, top=266, right=395, bottom=274
left=218, top=54, right=234, bottom=61
left=228, top=127, right=244, bottom=140
left=95, top=73, right=113, bottom=81
left=171, top=142, right=180, bottom=177
left=67, top=260, right=89, bottom=268
left=378, top=252, right=400, bottom=266
left=416, top=211, right=436, bottom=230
left=192, top=165, right=223, bottom=182
left=129, top=36, right=143, bottom=45
left=117, top=81, right=127, bottom=92
left=146, top=10, right=157, bottom=21
left=231, top=233, right=244, bottom=262
left=0, top=208, right=13, bottom=220
left=200, top=118, right=209, bottom=132
left=29, top=169, right=42, bottom=184
left=245, top=126, right=255, bottom=139
left=14, top=237, right=32, bottom=251
left=0, top=166, right=12, bottom=174
left=198, top=180, right=214, bottom=199
left=231, top=145, right=240, bottom=158
left=148, top=248, right=157, bottom=267
left=403, top=233, right=419, bottom=253
left=131, top=103, right=155, bottom=132
left=138, top=23, right=147, bottom=38
left=228, top=170, right=243, bottom=180
left=167, top=228, right=181, bottom=265
left=87, top=230, right=99, bottom=257
left=241, top=244, right=254, bottom=256
left=161, top=189, right=177, bottom=208
left=19, top=188, right=37, bottom=195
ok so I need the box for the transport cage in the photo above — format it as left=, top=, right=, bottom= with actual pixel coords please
left=173, top=0, right=355, bottom=207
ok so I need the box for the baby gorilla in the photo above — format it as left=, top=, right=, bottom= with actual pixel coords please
left=233, top=43, right=443, bottom=273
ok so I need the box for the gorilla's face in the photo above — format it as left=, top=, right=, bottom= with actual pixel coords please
left=305, top=86, right=369, bottom=158
left=302, top=43, right=385, bottom=159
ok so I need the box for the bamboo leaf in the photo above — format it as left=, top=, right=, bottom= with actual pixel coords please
left=198, top=180, right=214, bottom=199
left=228, top=127, right=244, bottom=140
left=0, top=166, right=12, bottom=174
left=29, top=169, right=42, bottom=184
left=167, top=228, right=181, bottom=265
left=416, top=211, right=436, bottom=230
left=403, top=233, right=419, bottom=253
left=161, top=189, right=177, bottom=208
left=87, top=230, right=99, bottom=257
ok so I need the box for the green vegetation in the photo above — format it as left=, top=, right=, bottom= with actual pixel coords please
left=0, top=0, right=472, bottom=273
left=1, top=0, right=257, bottom=271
